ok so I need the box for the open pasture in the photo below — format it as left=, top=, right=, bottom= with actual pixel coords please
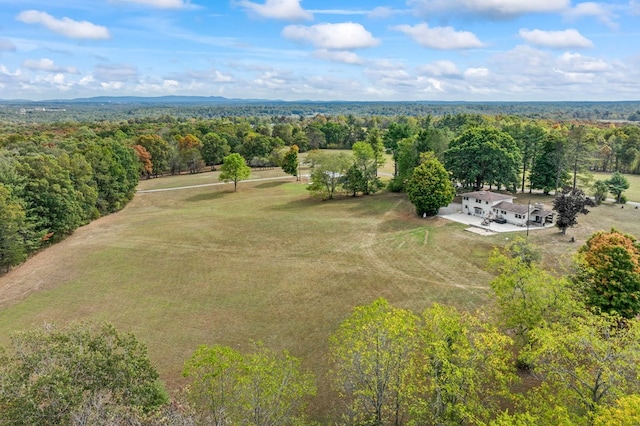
left=0, top=170, right=638, bottom=420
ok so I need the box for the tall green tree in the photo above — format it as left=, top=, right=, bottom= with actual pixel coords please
left=444, top=127, right=521, bottom=191
left=219, top=153, right=251, bottom=192
left=364, top=128, right=386, bottom=176
left=606, top=171, right=630, bottom=203
left=384, top=122, right=417, bottom=176
left=15, top=153, right=86, bottom=239
left=574, top=228, right=640, bottom=319
left=201, top=132, right=231, bottom=171
left=489, top=240, right=580, bottom=349
left=184, top=343, right=315, bottom=426
left=567, top=125, right=596, bottom=190
left=136, top=134, right=170, bottom=177
left=413, top=304, right=517, bottom=426
left=553, top=186, right=594, bottom=235
left=523, top=314, right=640, bottom=423
left=306, top=150, right=351, bottom=200
left=0, top=322, right=168, bottom=426
left=281, top=144, right=299, bottom=180
left=593, top=180, right=609, bottom=205
left=329, top=298, right=419, bottom=426
left=0, top=183, right=28, bottom=272
left=529, top=130, right=569, bottom=194
left=351, top=141, right=382, bottom=195
left=406, top=152, right=455, bottom=216
left=505, top=122, right=545, bottom=193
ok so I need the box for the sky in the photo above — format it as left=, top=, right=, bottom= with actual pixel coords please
left=0, top=0, right=639, bottom=101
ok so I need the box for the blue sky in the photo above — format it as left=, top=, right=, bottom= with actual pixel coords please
left=0, top=0, right=638, bottom=101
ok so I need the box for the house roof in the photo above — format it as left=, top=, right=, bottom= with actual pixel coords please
left=531, top=208, right=555, bottom=218
left=461, top=191, right=515, bottom=202
left=494, top=201, right=530, bottom=214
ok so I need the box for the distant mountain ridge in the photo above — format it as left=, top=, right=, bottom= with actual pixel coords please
left=2, top=96, right=640, bottom=105
left=0, top=95, right=277, bottom=104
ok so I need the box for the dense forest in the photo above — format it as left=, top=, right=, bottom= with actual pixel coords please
left=2, top=98, right=640, bottom=123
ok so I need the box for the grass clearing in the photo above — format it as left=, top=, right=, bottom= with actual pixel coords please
left=0, top=173, right=638, bottom=422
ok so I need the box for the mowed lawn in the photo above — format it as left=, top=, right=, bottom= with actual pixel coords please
left=0, top=169, right=639, bottom=421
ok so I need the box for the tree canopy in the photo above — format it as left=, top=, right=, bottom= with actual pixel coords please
left=219, top=153, right=251, bottom=192
left=553, top=186, right=595, bottom=235
left=406, top=152, right=455, bottom=216
left=575, top=228, right=640, bottom=318
left=444, top=126, right=521, bottom=191
left=0, top=322, right=168, bottom=425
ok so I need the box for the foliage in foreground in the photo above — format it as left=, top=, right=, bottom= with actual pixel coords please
left=0, top=323, right=168, bottom=426
left=183, top=343, right=316, bottom=426
left=329, top=298, right=517, bottom=426
left=574, top=228, right=640, bottom=318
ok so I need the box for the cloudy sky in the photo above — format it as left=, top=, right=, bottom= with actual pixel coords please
left=1, top=0, right=639, bottom=101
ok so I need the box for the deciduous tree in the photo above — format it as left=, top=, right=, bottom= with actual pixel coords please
left=406, top=152, right=455, bottom=216
left=351, top=141, right=382, bottom=195
left=552, top=186, right=594, bottom=235
left=413, top=304, right=517, bottom=425
left=574, top=228, right=640, bottom=318
left=329, top=298, right=419, bottom=426
left=184, top=343, right=315, bottom=426
left=444, top=127, right=521, bottom=191
left=281, top=144, right=299, bottom=180
left=593, top=180, right=609, bottom=205
left=0, top=183, right=28, bottom=272
left=489, top=240, right=579, bottom=349
left=219, top=153, right=251, bottom=192
left=0, top=322, right=168, bottom=426
left=201, top=132, right=230, bottom=170
left=306, top=150, right=351, bottom=200
left=606, top=171, right=629, bottom=203
left=523, top=314, right=640, bottom=422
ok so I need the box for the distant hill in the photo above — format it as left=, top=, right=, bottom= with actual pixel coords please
left=0, top=95, right=277, bottom=105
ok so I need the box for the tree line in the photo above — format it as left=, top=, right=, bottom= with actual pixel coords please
left=0, top=230, right=638, bottom=425
left=2, top=113, right=638, bottom=272
left=0, top=129, right=139, bottom=272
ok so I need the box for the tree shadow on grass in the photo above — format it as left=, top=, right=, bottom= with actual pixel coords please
left=254, top=181, right=290, bottom=189
left=185, top=192, right=226, bottom=202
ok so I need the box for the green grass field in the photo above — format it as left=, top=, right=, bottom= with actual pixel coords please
left=0, top=168, right=638, bottom=422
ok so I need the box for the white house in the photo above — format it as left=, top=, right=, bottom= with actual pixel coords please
left=461, top=191, right=554, bottom=227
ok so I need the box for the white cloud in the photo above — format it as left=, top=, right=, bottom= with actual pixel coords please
left=632, top=0, right=640, bottom=15
left=464, top=67, right=490, bottom=78
left=109, top=0, right=188, bottom=8
left=175, top=68, right=234, bottom=83
left=557, top=52, right=609, bottom=72
left=418, top=60, right=461, bottom=77
left=408, top=0, right=569, bottom=18
left=367, top=7, right=407, bottom=18
left=519, top=29, right=594, bottom=49
left=94, top=63, right=138, bottom=82
left=392, top=23, right=484, bottom=50
left=16, top=10, right=110, bottom=40
left=237, top=0, right=313, bottom=21
left=314, top=49, right=363, bottom=64
left=564, top=2, right=618, bottom=28
left=0, top=38, right=16, bottom=52
left=23, top=58, right=79, bottom=74
left=282, top=22, right=379, bottom=50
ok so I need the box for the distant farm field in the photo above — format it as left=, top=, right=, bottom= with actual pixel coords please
left=0, top=169, right=639, bottom=421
